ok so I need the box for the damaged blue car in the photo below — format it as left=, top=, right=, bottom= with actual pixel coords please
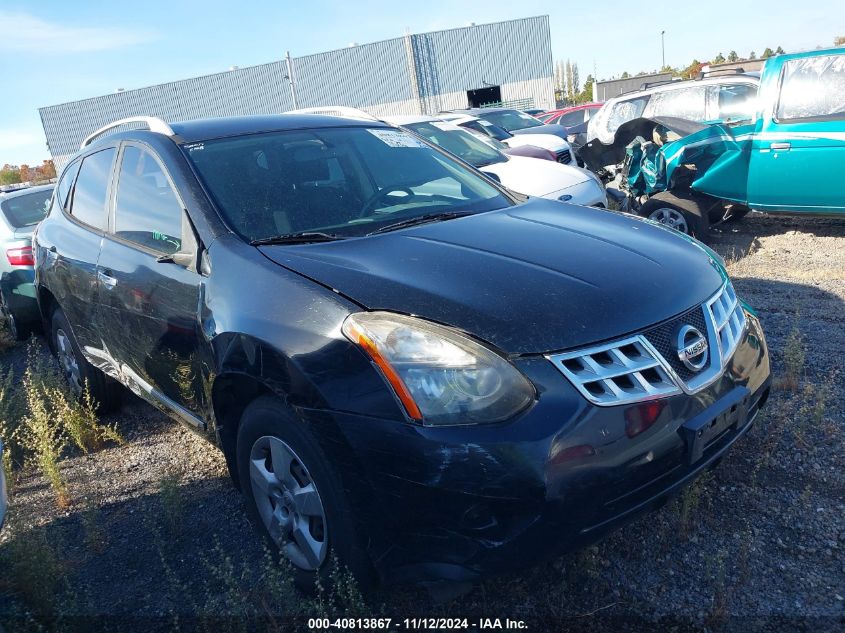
left=582, top=47, right=845, bottom=237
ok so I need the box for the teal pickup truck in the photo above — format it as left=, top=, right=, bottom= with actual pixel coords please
left=583, top=47, right=845, bottom=237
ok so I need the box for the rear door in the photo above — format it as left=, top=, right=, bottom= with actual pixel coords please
left=95, top=142, right=206, bottom=423
left=748, top=52, right=845, bottom=212
left=43, top=149, right=116, bottom=352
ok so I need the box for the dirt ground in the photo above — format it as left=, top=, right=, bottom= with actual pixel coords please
left=0, top=213, right=843, bottom=632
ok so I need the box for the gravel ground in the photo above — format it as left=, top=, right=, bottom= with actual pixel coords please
left=0, top=213, right=843, bottom=632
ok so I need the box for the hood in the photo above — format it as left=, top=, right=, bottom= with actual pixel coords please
left=259, top=199, right=725, bottom=354
left=511, top=123, right=569, bottom=141
left=481, top=156, right=589, bottom=198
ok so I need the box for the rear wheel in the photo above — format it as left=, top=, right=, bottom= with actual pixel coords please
left=51, top=307, right=122, bottom=413
left=236, top=396, right=374, bottom=591
left=638, top=191, right=711, bottom=239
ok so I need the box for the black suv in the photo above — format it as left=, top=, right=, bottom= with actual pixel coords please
left=34, top=115, right=770, bottom=586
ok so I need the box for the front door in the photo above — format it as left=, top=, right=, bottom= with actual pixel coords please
left=748, top=53, right=845, bottom=213
left=95, top=143, right=206, bottom=423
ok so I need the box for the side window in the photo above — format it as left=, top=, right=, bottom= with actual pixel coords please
left=55, top=160, right=81, bottom=211
left=716, top=84, right=758, bottom=121
left=69, top=149, right=116, bottom=230
left=643, top=86, right=708, bottom=121
left=777, top=55, right=845, bottom=121
left=607, top=96, right=649, bottom=134
left=557, top=110, right=586, bottom=127
left=113, top=146, right=184, bottom=254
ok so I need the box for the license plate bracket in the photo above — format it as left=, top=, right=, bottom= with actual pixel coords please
left=680, top=388, right=750, bottom=465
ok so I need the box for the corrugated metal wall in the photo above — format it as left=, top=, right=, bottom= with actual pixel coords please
left=40, top=16, right=554, bottom=168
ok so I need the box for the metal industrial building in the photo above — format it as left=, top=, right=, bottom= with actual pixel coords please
left=39, top=15, right=555, bottom=168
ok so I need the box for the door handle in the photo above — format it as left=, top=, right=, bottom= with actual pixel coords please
left=770, top=142, right=791, bottom=151
left=98, top=270, right=117, bottom=289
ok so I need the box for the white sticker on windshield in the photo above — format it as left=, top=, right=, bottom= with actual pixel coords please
left=518, top=113, right=535, bottom=120
left=431, top=121, right=462, bottom=131
left=479, top=120, right=493, bottom=126
left=367, top=129, right=427, bottom=148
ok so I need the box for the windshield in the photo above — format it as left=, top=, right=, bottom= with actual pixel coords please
left=478, top=110, right=544, bottom=131
left=185, top=126, right=511, bottom=241
left=0, top=189, right=53, bottom=228
left=405, top=121, right=507, bottom=168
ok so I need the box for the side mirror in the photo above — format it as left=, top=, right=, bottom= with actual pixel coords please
left=155, top=210, right=200, bottom=272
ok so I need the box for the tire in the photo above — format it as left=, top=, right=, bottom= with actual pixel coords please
left=236, top=396, right=374, bottom=591
left=638, top=191, right=711, bottom=239
left=51, top=307, right=122, bottom=413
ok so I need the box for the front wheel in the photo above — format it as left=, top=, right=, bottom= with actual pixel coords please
left=236, top=396, right=373, bottom=590
left=638, top=191, right=710, bottom=239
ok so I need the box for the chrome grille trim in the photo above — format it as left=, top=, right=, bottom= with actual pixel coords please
left=547, top=335, right=681, bottom=406
left=707, top=281, right=747, bottom=366
left=548, top=280, right=749, bottom=406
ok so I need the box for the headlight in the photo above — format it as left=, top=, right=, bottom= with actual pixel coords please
left=342, top=312, right=535, bottom=426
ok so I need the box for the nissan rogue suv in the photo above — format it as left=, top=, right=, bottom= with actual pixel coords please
left=34, top=114, right=770, bottom=587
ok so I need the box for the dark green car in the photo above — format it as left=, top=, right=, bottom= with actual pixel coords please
left=0, top=184, right=53, bottom=340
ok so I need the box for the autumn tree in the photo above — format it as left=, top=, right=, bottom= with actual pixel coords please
left=19, top=165, right=31, bottom=182
left=836, top=36, right=845, bottom=46
left=0, top=165, right=22, bottom=186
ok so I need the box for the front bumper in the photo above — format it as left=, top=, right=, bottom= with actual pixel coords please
left=307, top=311, right=770, bottom=583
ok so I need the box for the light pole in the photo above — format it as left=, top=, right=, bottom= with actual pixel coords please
left=661, top=31, right=666, bottom=70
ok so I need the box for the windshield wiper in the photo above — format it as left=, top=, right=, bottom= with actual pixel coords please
left=250, top=232, right=346, bottom=245
left=367, top=211, right=473, bottom=236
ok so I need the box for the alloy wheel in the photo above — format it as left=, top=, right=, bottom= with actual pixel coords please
left=249, top=435, right=328, bottom=571
left=648, top=207, right=690, bottom=234
left=55, top=328, right=83, bottom=395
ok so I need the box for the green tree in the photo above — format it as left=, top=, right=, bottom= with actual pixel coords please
left=577, top=75, right=595, bottom=103
left=680, top=59, right=703, bottom=80
left=761, top=47, right=774, bottom=59
left=775, top=46, right=785, bottom=55
left=713, top=52, right=726, bottom=64
left=727, top=50, right=739, bottom=62
left=749, top=51, right=757, bottom=59
left=0, top=165, right=22, bottom=186
left=620, top=71, right=630, bottom=79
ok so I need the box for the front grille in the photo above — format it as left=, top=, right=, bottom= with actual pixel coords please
left=547, top=335, right=680, bottom=406
left=556, top=150, right=572, bottom=164
left=547, top=280, right=748, bottom=406
left=643, top=306, right=708, bottom=383
left=707, top=282, right=747, bottom=366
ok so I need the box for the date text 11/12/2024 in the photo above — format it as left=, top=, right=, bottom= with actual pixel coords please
left=308, top=618, right=529, bottom=630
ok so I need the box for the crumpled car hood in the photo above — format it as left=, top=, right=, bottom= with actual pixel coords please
left=259, top=199, right=725, bottom=354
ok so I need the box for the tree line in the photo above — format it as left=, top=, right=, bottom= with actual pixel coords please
left=555, top=36, right=844, bottom=106
left=0, top=161, right=57, bottom=186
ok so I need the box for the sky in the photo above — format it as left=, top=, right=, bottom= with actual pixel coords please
left=1, top=0, right=842, bottom=166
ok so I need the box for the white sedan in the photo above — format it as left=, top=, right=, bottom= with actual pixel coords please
left=383, top=115, right=607, bottom=207
left=438, top=112, right=575, bottom=164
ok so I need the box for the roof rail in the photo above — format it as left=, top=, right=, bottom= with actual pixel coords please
left=697, top=67, right=747, bottom=79
left=81, top=116, right=175, bottom=149
left=285, top=106, right=379, bottom=121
